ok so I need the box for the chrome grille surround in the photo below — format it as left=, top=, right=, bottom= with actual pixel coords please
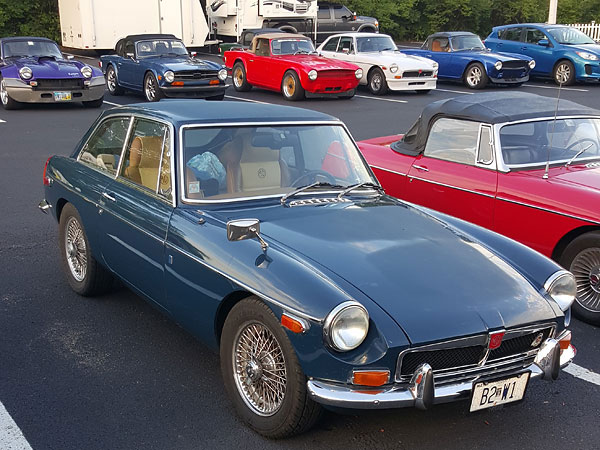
left=395, top=324, right=556, bottom=383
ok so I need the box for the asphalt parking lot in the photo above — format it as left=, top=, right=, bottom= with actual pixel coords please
left=1, top=56, right=599, bottom=450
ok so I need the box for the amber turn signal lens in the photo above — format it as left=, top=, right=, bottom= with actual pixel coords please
left=352, top=370, right=390, bottom=387
left=559, top=330, right=572, bottom=350
left=281, top=314, right=305, bottom=334
left=209, top=79, right=220, bottom=85
left=172, top=81, right=184, bottom=86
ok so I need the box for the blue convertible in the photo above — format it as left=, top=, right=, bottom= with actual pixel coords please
left=100, top=34, right=228, bottom=102
left=0, top=36, right=104, bottom=110
left=40, top=100, right=575, bottom=437
left=402, top=32, right=535, bottom=89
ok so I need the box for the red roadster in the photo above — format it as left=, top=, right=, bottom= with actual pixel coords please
left=359, top=92, right=600, bottom=325
left=223, top=33, right=362, bottom=101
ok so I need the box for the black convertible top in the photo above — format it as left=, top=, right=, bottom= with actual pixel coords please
left=124, top=34, right=178, bottom=42
left=393, top=92, right=600, bottom=155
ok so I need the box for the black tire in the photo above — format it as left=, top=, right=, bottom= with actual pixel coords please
left=232, top=62, right=252, bottom=92
left=220, top=297, right=322, bottom=438
left=415, top=89, right=431, bottom=94
left=464, top=62, right=488, bottom=89
left=559, top=231, right=600, bottom=325
left=105, top=65, right=124, bottom=96
left=207, top=93, right=225, bottom=101
left=281, top=70, right=305, bottom=101
left=553, top=60, right=576, bottom=86
left=82, top=96, right=104, bottom=108
left=58, top=203, right=114, bottom=296
left=0, top=77, right=22, bottom=110
left=367, top=67, right=388, bottom=95
left=144, top=72, right=163, bottom=102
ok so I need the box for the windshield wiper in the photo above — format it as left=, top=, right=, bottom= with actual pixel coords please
left=280, top=181, right=342, bottom=205
left=337, top=182, right=384, bottom=200
left=293, top=50, right=310, bottom=55
left=565, top=143, right=594, bottom=167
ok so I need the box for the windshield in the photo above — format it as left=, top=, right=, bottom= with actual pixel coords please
left=500, top=118, right=600, bottom=167
left=2, top=40, right=62, bottom=58
left=271, top=39, right=315, bottom=55
left=547, top=27, right=595, bottom=45
left=182, top=124, right=376, bottom=201
left=136, top=39, right=188, bottom=58
left=451, top=35, right=485, bottom=51
left=356, top=36, right=397, bottom=53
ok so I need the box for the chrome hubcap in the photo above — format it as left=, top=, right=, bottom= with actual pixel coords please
left=571, top=248, right=600, bottom=312
left=467, top=67, right=482, bottom=86
left=65, top=216, right=87, bottom=282
left=145, top=77, right=156, bottom=101
left=233, top=322, right=287, bottom=416
left=0, top=80, right=8, bottom=105
left=283, top=75, right=295, bottom=97
left=556, top=64, right=571, bottom=84
left=371, top=73, right=382, bottom=91
left=107, top=69, right=117, bottom=92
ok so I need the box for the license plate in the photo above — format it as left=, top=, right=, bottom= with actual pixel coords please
left=470, top=372, right=530, bottom=412
left=53, top=92, right=72, bottom=101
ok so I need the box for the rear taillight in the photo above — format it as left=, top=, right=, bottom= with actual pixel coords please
left=43, top=156, right=52, bottom=185
left=98, top=61, right=102, bottom=68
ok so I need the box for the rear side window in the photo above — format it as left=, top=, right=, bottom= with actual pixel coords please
left=498, top=28, right=523, bottom=41
left=79, top=117, right=131, bottom=175
left=322, top=37, right=340, bottom=52
left=424, top=118, right=480, bottom=165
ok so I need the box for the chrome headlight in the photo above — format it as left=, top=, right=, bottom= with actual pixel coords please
left=164, top=70, right=175, bottom=83
left=544, top=270, right=576, bottom=312
left=80, top=65, right=93, bottom=78
left=494, top=61, right=503, bottom=71
left=528, top=59, right=536, bottom=69
left=308, top=69, right=318, bottom=81
left=575, top=51, right=599, bottom=61
left=355, top=68, right=363, bottom=79
left=218, top=68, right=228, bottom=81
left=389, top=64, right=398, bottom=74
left=19, top=66, right=33, bottom=80
left=323, top=301, right=369, bottom=351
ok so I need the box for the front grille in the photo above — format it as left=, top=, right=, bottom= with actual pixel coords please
left=35, top=78, right=83, bottom=89
left=319, top=70, right=352, bottom=79
left=397, top=326, right=554, bottom=382
left=502, top=61, right=528, bottom=70
left=174, top=70, right=219, bottom=80
left=402, top=70, right=433, bottom=78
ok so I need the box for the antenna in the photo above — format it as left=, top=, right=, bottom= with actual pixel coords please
left=543, top=78, right=564, bottom=179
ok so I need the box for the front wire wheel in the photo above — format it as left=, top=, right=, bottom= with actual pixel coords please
left=221, top=297, right=322, bottom=438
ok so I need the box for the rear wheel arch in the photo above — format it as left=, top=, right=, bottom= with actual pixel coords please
left=552, top=225, right=600, bottom=262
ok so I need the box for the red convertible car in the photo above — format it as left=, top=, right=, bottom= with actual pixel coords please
left=359, top=92, right=600, bottom=325
left=223, top=33, right=362, bottom=101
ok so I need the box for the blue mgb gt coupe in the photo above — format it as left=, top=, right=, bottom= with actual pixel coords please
left=41, top=100, right=575, bottom=438
left=100, top=34, right=228, bottom=102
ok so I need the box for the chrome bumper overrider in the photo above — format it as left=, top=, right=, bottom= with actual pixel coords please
left=307, top=342, right=575, bottom=410
left=38, top=199, right=52, bottom=214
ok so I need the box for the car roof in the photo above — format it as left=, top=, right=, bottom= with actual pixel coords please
left=254, top=33, right=310, bottom=40
left=123, top=34, right=179, bottom=42
left=0, top=36, right=56, bottom=44
left=428, top=31, right=477, bottom=38
left=394, top=92, right=600, bottom=155
left=244, top=28, right=282, bottom=34
left=495, top=23, right=570, bottom=29
left=103, top=100, right=338, bottom=127
left=326, top=32, right=384, bottom=39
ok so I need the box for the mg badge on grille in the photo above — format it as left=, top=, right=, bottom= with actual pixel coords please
left=530, top=332, right=544, bottom=348
left=488, top=331, right=505, bottom=350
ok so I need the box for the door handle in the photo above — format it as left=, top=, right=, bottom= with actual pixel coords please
left=102, top=192, right=116, bottom=202
left=413, top=165, right=429, bottom=172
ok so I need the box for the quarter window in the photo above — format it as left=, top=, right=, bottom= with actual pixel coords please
left=478, top=126, right=494, bottom=164
left=424, top=119, right=480, bottom=165
left=322, top=37, right=340, bottom=52
left=79, top=117, right=130, bottom=175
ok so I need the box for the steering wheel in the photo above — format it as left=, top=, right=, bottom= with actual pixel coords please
left=291, top=170, right=337, bottom=187
left=566, top=138, right=598, bottom=154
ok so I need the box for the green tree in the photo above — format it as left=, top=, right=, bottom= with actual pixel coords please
left=0, top=0, right=60, bottom=41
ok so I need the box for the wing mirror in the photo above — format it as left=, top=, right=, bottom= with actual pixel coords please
left=190, top=51, right=197, bottom=58
left=66, top=55, right=75, bottom=60
left=342, top=47, right=350, bottom=54
left=227, top=219, right=269, bottom=251
left=537, top=39, right=549, bottom=47
left=126, top=52, right=135, bottom=59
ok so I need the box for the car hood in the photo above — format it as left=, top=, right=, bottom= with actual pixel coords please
left=236, top=197, right=558, bottom=345
left=567, top=43, right=600, bottom=56
left=358, top=51, right=437, bottom=69
left=273, top=54, right=358, bottom=71
left=12, top=56, right=90, bottom=78
left=456, top=49, right=531, bottom=62
left=146, top=57, right=223, bottom=71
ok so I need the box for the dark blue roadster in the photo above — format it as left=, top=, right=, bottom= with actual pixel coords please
left=0, top=36, right=104, bottom=110
left=402, top=32, right=535, bottom=89
left=40, top=100, right=576, bottom=437
left=100, top=34, right=228, bottom=102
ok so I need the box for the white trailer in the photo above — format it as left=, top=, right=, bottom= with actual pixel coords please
left=207, top=0, right=317, bottom=41
left=58, top=0, right=210, bottom=50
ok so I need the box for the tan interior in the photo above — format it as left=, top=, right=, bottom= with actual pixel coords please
left=432, top=40, right=442, bottom=52
left=124, top=136, right=163, bottom=190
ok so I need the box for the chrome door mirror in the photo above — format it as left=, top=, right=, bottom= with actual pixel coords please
left=227, top=219, right=269, bottom=251
left=126, top=52, right=135, bottom=59
left=66, top=55, right=75, bottom=60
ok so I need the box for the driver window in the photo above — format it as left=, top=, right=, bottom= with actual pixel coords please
left=124, top=41, right=134, bottom=56
left=79, top=117, right=131, bottom=175
left=431, top=38, right=449, bottom=52
left=424, top=118, right=480, bottom=165
left=337, top=37, right=353, bottom=53
left=525, top=28, right=548, bottom=44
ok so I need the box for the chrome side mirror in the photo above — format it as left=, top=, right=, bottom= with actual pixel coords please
left=227, top=219, right=268, bottom=251
left=126, top=52, right=135, bottom=59
left=66, top=55, right=75, bottom=60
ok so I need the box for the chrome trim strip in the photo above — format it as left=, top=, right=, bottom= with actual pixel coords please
left=165, top=241, right=321, bottom=322
left=369, top=165, right=407, bottom=177
left=407, top=175, right=496, bottom=199
left=495, top=196, right=600, bottom=225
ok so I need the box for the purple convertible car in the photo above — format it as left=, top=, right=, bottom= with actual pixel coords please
left=0, top=36, right=105, bottom=110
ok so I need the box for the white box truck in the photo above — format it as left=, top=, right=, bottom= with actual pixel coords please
left=58, top=0, right=210, bottom=50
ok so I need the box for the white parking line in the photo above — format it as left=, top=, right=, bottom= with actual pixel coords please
left=224, top=95, right=271, bottom=105
left=355, top=95, right=408, bottom=104
left=436, top=88, right=474, bottom=95
left=102, top=100, right=125, bottom=107
left=0, top=119, right=5, bottom=123
left=564, top=363, right=600, bottom=386
left=0, top=401, right=33, bottom=450
left=523, top=84, right=589, bottom=92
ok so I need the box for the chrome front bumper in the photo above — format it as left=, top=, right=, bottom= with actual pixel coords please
left=307, top=341, right=575, bottom=410
left=387, top=77, right=437, bottom=91
left=4, top=76, right=105, bottom=103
